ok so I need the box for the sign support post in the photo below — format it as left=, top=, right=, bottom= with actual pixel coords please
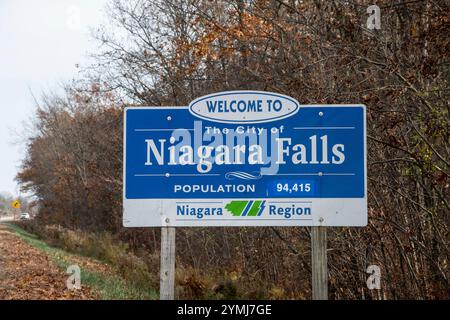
left=160, top=226, right=175, bottom=300
left=11, top=200, right=20, bottom=220
left=311, top=226, right=328, bottom=300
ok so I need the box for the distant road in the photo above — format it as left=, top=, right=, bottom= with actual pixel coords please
left=0, top=216, right=15, bottom=222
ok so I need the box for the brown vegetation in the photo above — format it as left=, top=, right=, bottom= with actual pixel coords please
left=0, top=224, right=94, bottom=300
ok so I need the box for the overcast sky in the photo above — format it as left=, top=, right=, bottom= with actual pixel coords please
left=0, top=0, right=108, bottom=196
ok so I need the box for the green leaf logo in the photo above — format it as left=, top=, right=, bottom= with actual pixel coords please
left=225, top=200, right=266, bottom=217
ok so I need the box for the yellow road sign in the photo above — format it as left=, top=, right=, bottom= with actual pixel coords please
left=12, top=200, right=20, bottom=209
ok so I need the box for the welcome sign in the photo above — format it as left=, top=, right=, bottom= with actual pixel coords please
left=123, top=91, right=367, bottom=227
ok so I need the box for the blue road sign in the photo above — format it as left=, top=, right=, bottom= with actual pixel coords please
left=123, top=91, right=367, bottom=227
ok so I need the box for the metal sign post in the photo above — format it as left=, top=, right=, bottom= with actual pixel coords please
left=11, top=200, right=20, bottom=220
left=311, top=226, right=327, bottom=300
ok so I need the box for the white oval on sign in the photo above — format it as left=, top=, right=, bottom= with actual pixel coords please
left=188, top=91, right=300, bottom=123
